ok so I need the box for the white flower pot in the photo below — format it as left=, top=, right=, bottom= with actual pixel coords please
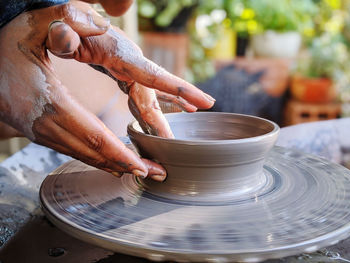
left=251, top=31, right=301, bottom=58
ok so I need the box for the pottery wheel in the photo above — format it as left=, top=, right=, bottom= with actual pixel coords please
left=40, top=147, right=350, bottom=262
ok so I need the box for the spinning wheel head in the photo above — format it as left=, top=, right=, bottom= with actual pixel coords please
left=40, top=113, right=350, bottom=262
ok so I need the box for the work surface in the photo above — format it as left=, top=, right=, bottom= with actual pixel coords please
left=0, top=119, right=349, bottom=263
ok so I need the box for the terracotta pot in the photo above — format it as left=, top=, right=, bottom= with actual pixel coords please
left=290, top=75, right=335, bottom=103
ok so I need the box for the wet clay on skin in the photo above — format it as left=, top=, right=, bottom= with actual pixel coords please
left=0, top=14, right=53, bottom=140
left=0, top=1, right=175, bottom=181
left=106, top=28, right=166, bottom=78
left=101, top=28, right=173, bottom=137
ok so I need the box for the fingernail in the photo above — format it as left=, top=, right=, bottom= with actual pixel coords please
left=47, top=21, right=63, bottom=47
left=150, top=174, right=167, bottom=182
left=92, top=13, right=110, bottom=29
left=132, top=169, right=147, bottom=178
left=112, top=171, right=122, bottom=177
left=48, top=20, right=63, bottom=30
left=47, top=21, right=79, bottom=56
left=204, top=93, right=216, bottom=102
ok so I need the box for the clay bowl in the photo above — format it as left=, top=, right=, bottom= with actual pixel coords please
left=127, top=112, right=279, bottom=202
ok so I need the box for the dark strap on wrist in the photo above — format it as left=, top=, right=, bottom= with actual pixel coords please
left=0, top=0, right=68, bottom=28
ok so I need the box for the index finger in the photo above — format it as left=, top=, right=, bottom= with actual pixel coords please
left=133, top=58, right=216, bottom=109
left=105, top=28, right=215, bottom=109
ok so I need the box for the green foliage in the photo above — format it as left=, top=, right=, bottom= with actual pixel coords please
left=296, top=0, right=350, bottom=108
left=137, top=0, right=226, bottom=30
left=137, top=0, right=197, bottom=28
left=195, top=0, right=225, bottom=14
left=225, top=0, right=317, bottom=36
left=138, top=0, right=224, bottom=83
left=136, top=0, right=350, bottom=92
left=185, top=4, right=226, bottom=83
left=186, top=20, right=220, bottom=83
left=297, top=34, right=349, bottom=78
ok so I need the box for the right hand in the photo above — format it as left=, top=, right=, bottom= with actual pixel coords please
left=0, top=1, right=214, bottom=181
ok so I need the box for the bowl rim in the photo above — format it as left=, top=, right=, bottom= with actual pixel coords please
left=127, top=112, right=280, bottom=145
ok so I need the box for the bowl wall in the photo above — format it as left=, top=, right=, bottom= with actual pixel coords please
left=127, top=112, right=279, bottom=201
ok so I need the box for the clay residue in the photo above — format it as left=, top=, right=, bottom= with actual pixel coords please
left=0, top=14, right=52, bottom=140
left=106, top=28, right=166, bottom=77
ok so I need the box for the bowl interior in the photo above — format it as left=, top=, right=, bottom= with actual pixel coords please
left=131, top=112, right=277, bottom=142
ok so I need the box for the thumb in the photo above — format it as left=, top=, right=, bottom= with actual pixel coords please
left=46, top=2, right=110, bottom=57
left=46, top=22, right=80, bottom=57
left=58, top=1, right=110, bottom=36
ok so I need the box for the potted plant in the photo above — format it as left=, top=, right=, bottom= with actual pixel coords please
left=138, top=0, right=227, bottom=83
left=225, top=0, right=259, bottom=56
left=187, top=10, right=229, bottom=83
left=291, top=34, right=349, bottom=103
left=227, top=0, right=317, bottom=58
left=138, top=0, right=199, bottom=32
left=137, top=0, right=201, bottom=80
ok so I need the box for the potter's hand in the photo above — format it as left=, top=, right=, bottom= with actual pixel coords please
left=0, top=1, right=167, bottom=181
left=46, top=10, right=215, bottom=138
left=88, top=65, right=200, bottom=138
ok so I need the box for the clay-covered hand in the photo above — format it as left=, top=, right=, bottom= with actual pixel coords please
left=87, top=64, right=199, bottom=138
left=0, top=1, right=167, bottom=181
left=0, top=1, right=214, bottom=181
left=45, top=5, right=215, bottom=138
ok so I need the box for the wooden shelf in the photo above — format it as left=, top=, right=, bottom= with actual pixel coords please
left=284, top=99, right=342, bottom=126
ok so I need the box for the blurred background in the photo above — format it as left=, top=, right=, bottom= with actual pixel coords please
left=136, top=0, right=350, bottom=125
left=2, top=0, right=350, bottom=160
left=137, top=0, right=350, bottom=168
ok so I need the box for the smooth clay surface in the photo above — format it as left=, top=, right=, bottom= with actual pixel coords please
left=127, top=112, right=280, bottom=202
left=40, top=147, right=350, bottom=262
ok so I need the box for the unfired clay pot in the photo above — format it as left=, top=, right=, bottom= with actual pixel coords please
left=127, top=112, right=280, bottom=202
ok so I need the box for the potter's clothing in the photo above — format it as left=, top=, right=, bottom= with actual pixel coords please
left=0, top=0, right=68, bottom=28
